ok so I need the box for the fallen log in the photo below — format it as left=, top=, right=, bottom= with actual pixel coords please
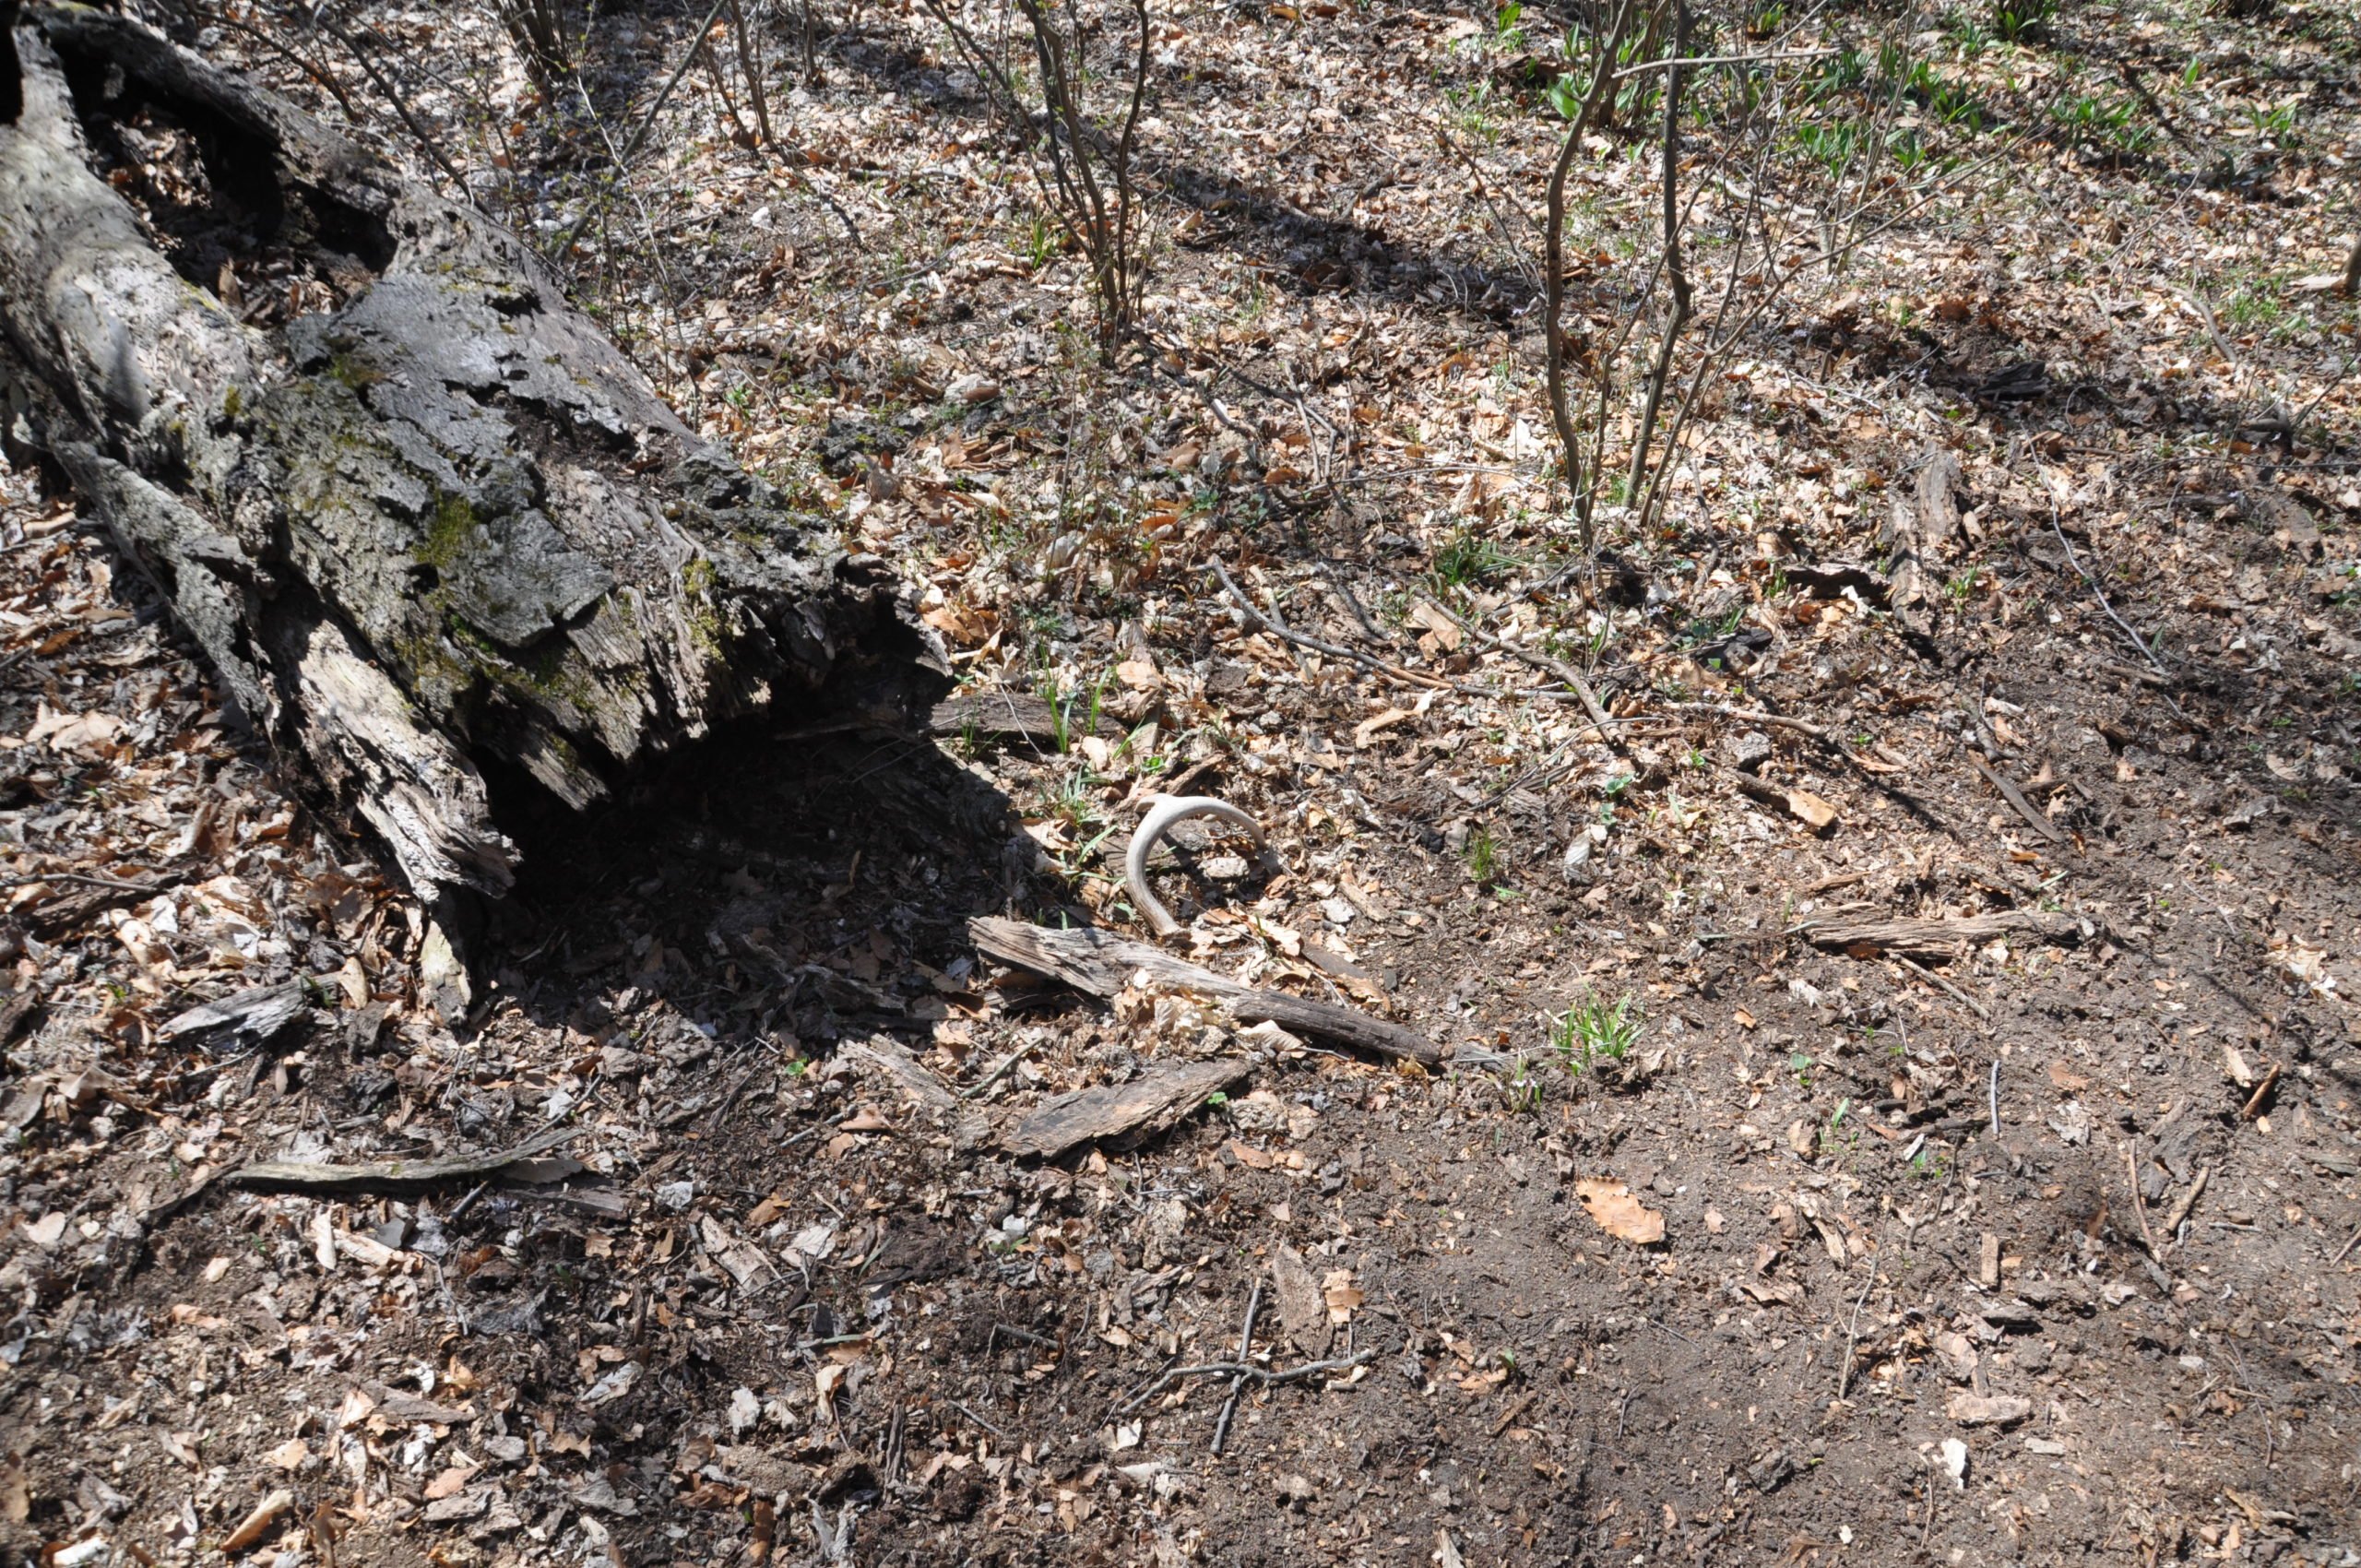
left=1807, top=909, right=2094, bottom=959
left=0, top=6, right=919, bottom=920
left=968, top=915, right=1442, bottom=1066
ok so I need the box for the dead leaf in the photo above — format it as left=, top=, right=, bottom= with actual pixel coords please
left=1786, top=790, right=1840, bottom=833
left=1321, top=1267, right=1363, bottom=1324
left=1354, top=707, right=1413, bottom=748
left=220, top=1489, right=294, bottom=1553
left=424, top=1465, right=480, bottom=1501
left=1574, top=1179, right=1665, bottom=1246
left=1406, top=601, right=1463, bottom=651
left=2046, top=1060, right=2091, bottom=1094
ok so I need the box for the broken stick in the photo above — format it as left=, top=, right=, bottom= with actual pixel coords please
left=969, top=916, right=1441, bottom=1066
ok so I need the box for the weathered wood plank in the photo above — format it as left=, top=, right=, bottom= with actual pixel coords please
left=1001, top=1057, right=1251, bottom=1158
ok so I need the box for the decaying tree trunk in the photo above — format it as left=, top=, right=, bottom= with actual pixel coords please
left=0, top=4, right=920, bottom=914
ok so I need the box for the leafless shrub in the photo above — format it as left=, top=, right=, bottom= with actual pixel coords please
left=496, top=0, right=574, bottom=94
left=1538, top=2, right=2015, bottom=552
left=922, top=0, right=1153, bottom=366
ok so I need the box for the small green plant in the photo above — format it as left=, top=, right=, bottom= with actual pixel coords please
left=1501, top=1053, right=1547, bottom=1114
left=2052, top=94, right=2153, bottom=158
left=1491, top=1, right=1526, bottom=51
left=1465, top=826, right=1501, bottom=885
left=2248, top=102, right=2298, bottom=145
left=1789, top=1051, right=1815, bottom=1089
left=1431, top=528, right=1517, bottom=590
left=1444, top=79, right=1502, bottom=145
left=1014, top=212, right=1061, bottom=270
left=1992, top=0, right=2054, bottom=43
left=1551, top=992, right=1642, bottom=1074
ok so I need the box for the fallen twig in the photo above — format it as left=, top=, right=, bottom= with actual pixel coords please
left=2049, top=509, right=2173, bottom=682
left=1417, top=595, right=1617, bottom=737
left=2159, top=1165, right=2210, bottom=1241
left=1835, top=1264, right=1877, bottom=1403
left=2123, top=1141, right=2160, bottom=1256
left=1210, top=1283, right=1264, bottom=1456
left=1895, top=952, right=1991, bottom=1021
left=2239, top=1063, right=2280, bottom=1122
left=1207, top=559, right=1587, bottom=707
left=1965, top=752, right=2068, bottom=846
left=0, top=871, right=172, bottom=896
left=1113, top=1347, right=1375, bottom=1416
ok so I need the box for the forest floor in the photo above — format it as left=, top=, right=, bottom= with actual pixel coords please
left=5, top=0, right=2361, bottom=1565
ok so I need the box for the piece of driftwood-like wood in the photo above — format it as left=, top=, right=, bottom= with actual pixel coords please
left=220, top=1123, right=582, bottom=1194
left=1809, top=909, right=2092, bottom=959
left=0, top=6, right=913, bottom=909
left=1001, top=1057, right=1252, bottom=1159
left=968, top=915, right=1442, bottom=1065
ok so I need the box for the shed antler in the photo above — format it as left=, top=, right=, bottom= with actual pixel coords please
left=1122, top=795, right=1273, bottom=938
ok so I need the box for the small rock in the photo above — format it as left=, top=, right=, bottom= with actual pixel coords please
left=1946, top=1392, right=2032, bottom=1427
left=1940, top=1437, right=1969, bottom=1488
left=1728, top=731, right=1773, bottom=773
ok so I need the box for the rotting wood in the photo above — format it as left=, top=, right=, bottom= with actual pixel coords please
left=1807, top=909, right=2094, bottom=959
left=0, top=6, right=919, bottom=925
left=1883, top=446, right=1964, bottom=638
left=968, top=915, right=1442, bottom=1066
left=928, top=688, right=1116, bottom=747
left=1000, top=1056, right=1251, bottom=1159
left=220, top=1123, right=583, bottom=1194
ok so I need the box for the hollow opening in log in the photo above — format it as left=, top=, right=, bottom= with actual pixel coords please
left=48, top=25, right=393, bottom=318
left=1, top=16, right=19, bottom=126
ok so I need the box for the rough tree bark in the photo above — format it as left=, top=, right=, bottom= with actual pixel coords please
left=0, top=4, right=920, bottom=918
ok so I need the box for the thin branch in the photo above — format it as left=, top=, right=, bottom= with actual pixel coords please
left=557, top=0, right=734, bottom=256
left=1114, top=1348, right=1376, bottom=1417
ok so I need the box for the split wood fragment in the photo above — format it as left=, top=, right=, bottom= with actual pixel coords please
left=1000, top=1057, right=1251, bottom=1159
left=1806, top=909, right=2093, bottom=959
left=221, top=1124, right=584, bottom=1194
left=968, top=916, right=1441, bottom=1066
